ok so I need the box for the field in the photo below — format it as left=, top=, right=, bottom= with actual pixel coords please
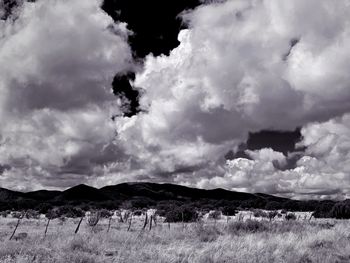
left=0, top=212, right=349, bottom=263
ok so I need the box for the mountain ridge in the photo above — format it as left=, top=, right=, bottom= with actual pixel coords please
left=0, top=182, right=284, bottom=203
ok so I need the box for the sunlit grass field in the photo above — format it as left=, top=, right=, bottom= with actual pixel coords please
left=0, top=215, right=349, bottom=263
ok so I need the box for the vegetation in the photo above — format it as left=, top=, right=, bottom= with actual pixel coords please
left=0, top=216, right=348, bottom=262
left=1, top=183, right=349, bottom=220
left=164, top=205, right=199, bottom=222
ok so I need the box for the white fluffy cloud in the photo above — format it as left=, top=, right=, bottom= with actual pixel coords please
left=1, top=0, right=350, bottom=198
left=113, top=0, right=350, bottom=198
left=199, top=114, right=350, bottom=200
left=0, top=0, right=132, bottom=190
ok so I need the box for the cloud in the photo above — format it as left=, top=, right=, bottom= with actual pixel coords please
left=1, top=0, right=349, bottom=199
left=194, top=115, right=350, bottom=199
left=0, top=0, right=133, bottom=190
left=112, top=0, right=350, bottom=198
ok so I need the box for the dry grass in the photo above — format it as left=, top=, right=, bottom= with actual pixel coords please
left=0, top=217, right=349, bottom=263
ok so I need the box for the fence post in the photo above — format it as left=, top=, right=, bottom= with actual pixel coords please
left=75, top=216, right=84, bottom=234
left=9, top=218, right=21, bottom=240
left=44, top=218, right=51, bottom=237
left=149, top=215, right=153, bottom=231
left=142, top=213, right=148, bottom=230
left=107, top=217, right=112, bottom=233
left=127, top=215, right=132, bottom=231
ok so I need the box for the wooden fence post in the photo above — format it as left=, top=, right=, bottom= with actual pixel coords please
left=127, top=215, right=132, bottom=231
left=44, top=218, right=51, bottom=237
left=75, top=216, right=84, bottom=234
left=107, top=217, right=112, bottom=233
left=9, top=218, right=21, bottom=240
left=142, top=213, right=148, bottom=230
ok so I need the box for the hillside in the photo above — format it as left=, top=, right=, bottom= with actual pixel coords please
left=0, top=182, right=342, bottom=215
left=0, top=182, right=268, bottom=203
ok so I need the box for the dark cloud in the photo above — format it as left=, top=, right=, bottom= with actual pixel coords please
left=0, top=164, right=11, bottom=174
left=247, top=129, right=303, bottom=155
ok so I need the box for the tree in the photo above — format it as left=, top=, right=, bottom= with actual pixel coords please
left=285, top=213, right=297, bottom=221
left=268, top=211, right=278, bottom=220
left=222, top=206, right=237, bottom=216
left=329, top=201, right=350, bottom=219
left=165, top=205, right=198, bottom=223
left=56, top=206, right=84, bottom=218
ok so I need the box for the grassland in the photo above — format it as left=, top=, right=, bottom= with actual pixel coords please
left=0, top=214, right=349, bottom=263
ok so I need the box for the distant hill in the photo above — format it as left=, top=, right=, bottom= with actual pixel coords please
left=0, top=182, right=286, bottom=204
left=0, top=182, right=342, bottom=215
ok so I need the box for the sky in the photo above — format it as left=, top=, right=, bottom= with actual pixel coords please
left=0, top=0, right=349, bottom=200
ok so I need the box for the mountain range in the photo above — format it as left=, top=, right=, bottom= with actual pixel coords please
left=0, top=182, right=288, bottom=204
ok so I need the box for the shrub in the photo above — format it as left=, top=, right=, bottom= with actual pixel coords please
left=329, top=201, right=350, bottom=219
left=222, top=206, right=237, bottom=216
left=46, top=209, right=59, bottom=219
left=57, top=206, right=84, bottom=218
left=12, top=211, right=24, bottom=219
left=208, top=210, right=222, bottom=220
left=36, top=203, right=52, bottom=214
left=285, top=213, right=297, bottom=221
left=165, top=205, right=198, bottom=222
left=228, top=219, right=269, bottom=234
left=25, top=209, right=40, bottom=219
left=0, top=211, right=9, bottom=218
left=194, top=223, right=221, bottom=242
left=268, top=211, right=278, bottom=220
left=98, top=209, right=113, bottom=218
left=253, top=209, right=268, bottom=218
left=69, top=237, right=95, bottom=254
left=133, top=210, right=143, bottom=216
left=87, top=212, right=100, bottom=227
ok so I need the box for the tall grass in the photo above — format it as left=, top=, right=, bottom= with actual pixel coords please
left=0, top=217, right=348, bottom=262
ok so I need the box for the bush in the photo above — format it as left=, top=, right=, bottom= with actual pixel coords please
left=222, top=206, right=237, bottom=216
left=208, top=210, right=221, bottom=220
left=329, top=201, right=350, bottom=219
left=194, top=223, right=221, bottom=242
left=35, top=203, right=52, bottom=214
left=133, top=210, right=143, bottom=216
left=98, top=209, right=113, bottom=218
left=46, top=209, right=59, bottom=219
left=57, top=206, right=84, bottom=218
left=253, top=209, right=268, bottom=218
left=165, top=205, right=198, bottom=222
left=268, top=211, right=278, bottom=220
left=285, top=213, right=297, bottom=221
left=25, top=209, right=40, bottom=219
left=228, top=219, right=269, bottom=234
left=0, top=211, right=9, bottom=218
left=12, top=211, right=24, bottom=219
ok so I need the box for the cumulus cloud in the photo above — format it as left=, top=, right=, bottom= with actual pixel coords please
left=0, top=0, right=132, bottom=190
left=1, top=0, right=350, bottom=199
left=113, top=0, right=350, bottom=198
left=192, top=114, right=350, bottom=199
